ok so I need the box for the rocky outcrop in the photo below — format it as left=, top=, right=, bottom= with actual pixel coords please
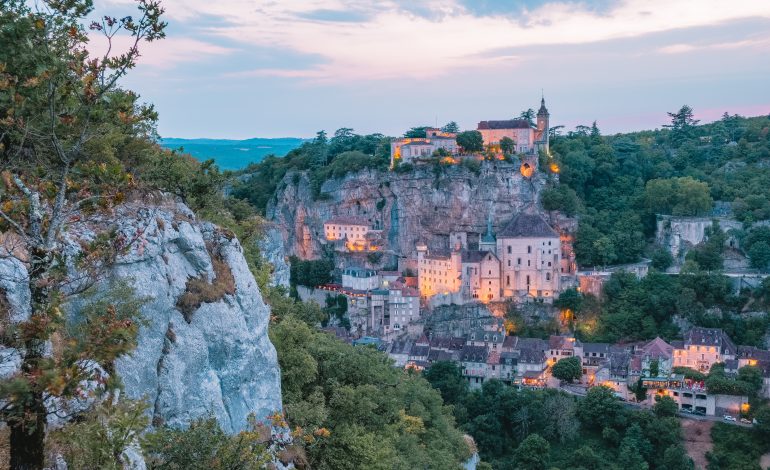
left=0, top=199, right=282, bottom=434
left=267, top=161, right=544, bottom=259
left=258, top=224, right=291, bottom=288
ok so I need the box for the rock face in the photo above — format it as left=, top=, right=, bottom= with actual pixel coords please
left=258, top=224, right=291, bottom=289
left=267, top=161, right=544, bottom=259
left=0, top=200, right=282, bottom=434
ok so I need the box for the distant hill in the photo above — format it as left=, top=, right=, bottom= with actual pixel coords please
left=160, top=137, right=305, bottom=170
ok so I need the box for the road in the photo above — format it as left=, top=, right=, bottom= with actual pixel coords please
left=557, top=383, right=753, bottom=428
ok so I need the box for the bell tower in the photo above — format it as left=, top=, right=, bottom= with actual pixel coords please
left=536, top=95, right=550, bottom=154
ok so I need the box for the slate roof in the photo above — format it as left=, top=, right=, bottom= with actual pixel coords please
left=684, top=327, right=737, bottom=355
left=515, top=338, right=547, bottom=363
left=428, top=348, right=452, bottom=362
left=389, top=340, right=413, bottom=356
left=503, top=336, right=518, bottom=350
left=736, top=345, right=770, bottom=362
left=460, top=345, right=489, bottom=363
left=461, top=250, right=490, bottom=263
left=641, top=337, right=673, bottom=360
left=410, top=345, right=430, bottom=358
left=325, top=216, right=369, bottom=226
left=430, top=336, right=467, bottom=351
left=583, top=343, right=610, bottom=355
left=477, top=119, right=532, bottom=130
left=498, top=212, right=559, bottom=238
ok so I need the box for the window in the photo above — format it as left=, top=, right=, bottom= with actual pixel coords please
left=517, top=258, right=521, bottom=265
left=546, top=273, right=551, bottom=281
left=527, top=246, right=532, bottom=254
left=526, top=275, right=530, bottom=285
left=506, top=275, right=510, bottom=286
left=527, top=260, right=531, bottom=267
left=507, top=246, right=512, bottom=254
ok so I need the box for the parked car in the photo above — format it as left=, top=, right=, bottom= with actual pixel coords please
left=680, top=408, right=692, bottom=414
left=723, top=415, right=736, bottom=422
left=740, top=418, right=751, bottom=424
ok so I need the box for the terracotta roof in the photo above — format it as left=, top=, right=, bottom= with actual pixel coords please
left=325, top=216, right=369, bottom=226
left=477, top=119, right=531, bottom=130
left=549, top=335, right=579, bottom=350
left=498, top=212, right=559, bottom=238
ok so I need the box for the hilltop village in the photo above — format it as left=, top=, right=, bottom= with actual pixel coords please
left=285, top=99, right=770, bottom=421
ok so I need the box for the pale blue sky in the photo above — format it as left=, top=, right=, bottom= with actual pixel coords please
left=99, top=0, right=770, bottom=139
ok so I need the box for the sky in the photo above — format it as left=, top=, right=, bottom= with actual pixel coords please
left=96, top=0, right=770, bottom=139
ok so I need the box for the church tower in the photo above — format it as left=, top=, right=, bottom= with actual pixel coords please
left=536, top=96, right=550, bottom=154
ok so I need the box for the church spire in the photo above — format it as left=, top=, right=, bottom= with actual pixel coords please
left=538, top=94, right=549, bottom=117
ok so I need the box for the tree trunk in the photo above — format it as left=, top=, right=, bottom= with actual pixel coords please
left=9, top=390, right=46, bottom=470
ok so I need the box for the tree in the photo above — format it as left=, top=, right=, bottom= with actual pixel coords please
left=552, top=356, right=582, bottom=383
left=653, top=395, right=679, bottom=417
left=512, top=433, right=550, bottom=470
left=664, top=105, right=700, bottom=146
left=554, top=288, right=583, bottom=313
left=754, top=404, right=770, bottom=436
left=456, top=131, right=484, bottom=153
left=578, top=386, right=622, bottom=430
left=662, top=444, right=695, bottom=470
left=651, top=249, right=674, bottom=271
left=645, top=177, right=713, bottom=216
left=500, top=136, right=515, bottom=155
left=0, top=2, right=166, bottom=467
left=593, top=236, right=617, bottom=268
left=748, top=241, right=770, bottom=271
left=441, top=121, right=459, bottom=133
left=423, top=361, right=469, bottom=406
left=520, top=109, right=536, bottom=127
left=404, top=126, right=429, bottom=138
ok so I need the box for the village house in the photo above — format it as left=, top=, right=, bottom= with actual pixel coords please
left=389, top=128, right=459, bottom=167
left=341, top=267, right=379, bottom=291
left=672, top=327, right=737, bottom=372
left=466, top=328, right=506, bottom=350
left=547, top=335, right=582, bottom=366
left=460, top=345, right=489, bottom=389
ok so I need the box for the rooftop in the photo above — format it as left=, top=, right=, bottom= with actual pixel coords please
left=498, top=212, right=559, bottom=238
left=477, top=119, right=532, bottom=130
left=325, top=216, right=370, bottom=226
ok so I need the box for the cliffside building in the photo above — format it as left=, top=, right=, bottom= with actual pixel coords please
left=390, top=128, right=459, bottom=167
left=416, top=210, right=562, bottom=303
left=477, top=97, right=550, bottom=155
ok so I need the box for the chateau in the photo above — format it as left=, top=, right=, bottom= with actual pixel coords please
left=390, top=97, right=551, bottom=167
left=417, top=209, right=562, bottom=303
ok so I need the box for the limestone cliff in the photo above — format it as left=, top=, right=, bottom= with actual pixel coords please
left=0, top=199, right=282, bottom=434
left=267, top=161, right=545, bottom=260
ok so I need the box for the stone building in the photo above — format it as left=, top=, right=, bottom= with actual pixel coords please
left=476, top=97, right=550, bottom=155
left=390, top=128, right=459, bottom=167
left=416, top=210, right=562, bottom=303
left=672, top=327, right=737, bottom=372
left=496, top=211, right=561, bottom=301
left=416, top=241, right=462, bottom=298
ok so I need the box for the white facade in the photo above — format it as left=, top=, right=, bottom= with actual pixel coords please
left=324, top=217, right=370, bottom=244
left=341, top=267, right=379, bottom=291
left=417, top=244, right=461, bottom=298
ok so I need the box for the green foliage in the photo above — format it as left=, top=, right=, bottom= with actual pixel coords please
left=499, top=136, right=515, bottom=155
left=653, top=395, right=679, bottom=417
left=645, top=177, right=713, bottom=216
left=142, top=416, right=271, bottom=469
left=513, top=433, right=550, bottom=470
left=49, top=400, right=150, bottom=470
left=456, top=130, right=484, bottom=153
left=441, top=121, right=459, bottom=133
left=289, top=256, right=334, bottom=287
left=269, top=315, right=470, bottom=469
left=423, top=361, right=469, bottom=408
left=231, top=131, right=390, bottom=212
left=541, top=183, right=581, bottom=216
left=651, top=248, right=674, bottom=271
left=707, top=422, right=769, bottom=470
left=551, top=356, right=583, bottom=383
